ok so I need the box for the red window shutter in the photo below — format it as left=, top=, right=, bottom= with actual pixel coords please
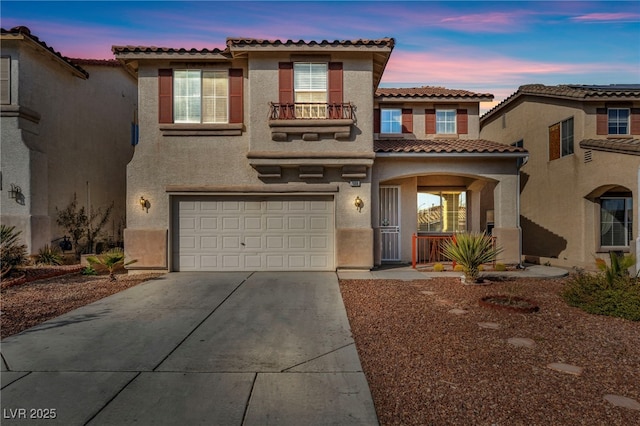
left=456, top=109, right=468, bottom=134
left=374, top=108, right=380, bottom=133
left=425, top=109, right=436, bottom=134
left=631, top=108, right=640, bottom=134
left=228, top=68, right=243, bottom=124
left=402, top=109, right=413, bottom=133
left=158, top=69, right=173, bottom=123
left=328, top=62, right=343, bottom=104
left=278, top=62, right=294, bottom=105
left=596, top=108, right=607, bottom=135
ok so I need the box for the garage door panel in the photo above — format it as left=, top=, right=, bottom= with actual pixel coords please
left=174, top=197, right=334, bottom=271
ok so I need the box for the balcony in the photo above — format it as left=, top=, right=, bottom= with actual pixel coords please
left=268, top=102, right=355, bottom=141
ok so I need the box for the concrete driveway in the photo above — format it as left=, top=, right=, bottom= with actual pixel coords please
left=1, top=272, right=378, bottom=425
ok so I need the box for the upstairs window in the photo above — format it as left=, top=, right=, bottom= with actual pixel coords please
left=174, top=70, right=228, bottom=123
left=158, top=68, right=243, bottom=125
left=425, top=109, right=468, bottom=135
left=608, top=108, right=629, bottom=135
left=0, top=56, right=9, bottom=105
left=278, top=62, right=343, bottom=119
left=549, top=117, right=573, bottom=160
left=381, top=109, right=402, bottom=133
left=436, top=109, right=456, bottom=134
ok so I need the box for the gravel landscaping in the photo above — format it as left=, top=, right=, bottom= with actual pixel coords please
left=2, top=269, right=638, bottom=425
left=339, top=276, right=640, bottom=425
left=1, top=269, right=161, bottom=339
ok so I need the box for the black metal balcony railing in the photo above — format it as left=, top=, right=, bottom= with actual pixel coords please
left=269, top=102, right=354, bottom=120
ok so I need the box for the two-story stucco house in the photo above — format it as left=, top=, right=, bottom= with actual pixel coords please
left=1, top=26, right=138, bottom=254
left=480, top=84, right=639, bottom=272
left=113, top=37, right=526, bottom=273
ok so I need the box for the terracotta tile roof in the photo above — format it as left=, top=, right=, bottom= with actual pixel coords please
left=226, top=38, right=395, bottom=49
left=374, top=139, right=527, bottom=154
left=1, top=26, right=89, bottom=78
left=376, top=86, right=493, bottom=99
left=111, top=45, right=229, bottom=56
left=112, top=38, right=395, bottom=56
left=580, top=138, right=640, bottom=156
left=519, top=84, right=640, bottom=99
left=482, top=84, right=640, bottom=122
left=69, top=58, right=123, bottom=67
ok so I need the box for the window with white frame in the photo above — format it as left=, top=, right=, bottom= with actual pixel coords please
left=436, top=109, right=456, bottom=134
left=174, top=70, right=228, bottom=123
left=294, top=62, right=327, bottom=118
left=381, top=108, right=402, bottom=133
left=600, top=195, right=633, bottom=248
left=608, top=108, right=630, bottom=135
left=549, top=117, right=574, bottom=160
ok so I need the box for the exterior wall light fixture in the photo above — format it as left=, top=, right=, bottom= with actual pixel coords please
left=354, top=196, right=364, bottom=212
left=8, top=184, right=24, bottom=204
left=139, top=196, right=149, bottom=213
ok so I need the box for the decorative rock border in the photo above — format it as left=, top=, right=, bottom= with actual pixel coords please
left=1, top=265, right=84, bottom=290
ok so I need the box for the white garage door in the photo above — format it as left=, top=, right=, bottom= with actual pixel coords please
left=172, top=196, right=334, bottom=271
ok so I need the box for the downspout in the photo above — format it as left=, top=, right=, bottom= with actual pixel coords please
left=517, top=154, right=529, bottom=268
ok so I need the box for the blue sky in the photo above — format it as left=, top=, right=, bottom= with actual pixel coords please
left=2, top=1, right=639, bottom=108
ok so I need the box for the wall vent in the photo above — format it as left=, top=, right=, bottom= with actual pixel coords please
left=584, top=150, right=593, bottom=163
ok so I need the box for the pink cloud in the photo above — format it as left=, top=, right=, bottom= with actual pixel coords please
left=572, top=13, right=640, bottom=22
left=380, top=50, right=633, bottom=87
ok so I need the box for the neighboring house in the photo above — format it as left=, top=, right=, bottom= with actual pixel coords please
left=114, top=37, right=527, bottom=272
left=1, top=26, right=137, bottom=254
left=480, top=84, right=639, bottom=271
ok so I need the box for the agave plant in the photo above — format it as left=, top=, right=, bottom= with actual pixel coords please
left=86, top=248, right=137, bottom=281
left=35, top=244, right=63, bottom=266
left=1, top=225, right=28, bottom=279
left=441, top=232, right=503, bottom=282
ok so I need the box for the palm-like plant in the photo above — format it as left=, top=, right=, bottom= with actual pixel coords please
left=595, top=251, right=636, bottom=286
left=441, top=232, right=503, bottom=282
left=86, top=248, right=137, bottom=281
left=1, top=225, right=28, bottom=279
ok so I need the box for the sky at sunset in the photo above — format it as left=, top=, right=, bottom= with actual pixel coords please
left=2, top=1, right=639, bottom=110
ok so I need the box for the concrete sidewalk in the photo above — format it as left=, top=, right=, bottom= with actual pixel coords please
left=1, top=272, right=377, bottom=425
left=338, top=263, right=570, bottom=281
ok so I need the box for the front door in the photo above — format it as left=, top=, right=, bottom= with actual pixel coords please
left=380, top=186, right=401, bottom=261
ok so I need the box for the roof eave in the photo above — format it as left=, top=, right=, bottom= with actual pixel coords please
left=375, top=152, right=529, bottom=158
left=2, top=33, right=88, bottom=79
left=377, top=95, right=494, bottom=103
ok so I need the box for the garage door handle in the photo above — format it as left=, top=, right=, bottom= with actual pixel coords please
left=241, top=242, right=245, bottom=246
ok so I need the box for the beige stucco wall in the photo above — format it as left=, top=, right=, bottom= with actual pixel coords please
left=481, top=96, right=640, bottom=269
left=126, top=50, right=379, bottom=271
left=1, top=40, right=137, bottom=254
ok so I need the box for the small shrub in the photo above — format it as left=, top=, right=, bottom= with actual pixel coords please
left=1, top=225, right=28, bottom=278
left=87, top=248, right=136, bottom=281
left=82, top=265, right=98, bottom=275
left=494, top=263, right=507, bottom=272
left=478, top=265, right=485, bottom=272
left=433, top=263, right=445, bottom=272
left=562, top=272, right=640, bottom=321
left=35, top=244, right=63, bottom=266
left=454, top=264, right=464, bottom=272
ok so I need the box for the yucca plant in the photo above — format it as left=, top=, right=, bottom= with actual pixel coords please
left=86, top=248, right=137, bottom=281
left=35, top=244, right=63, bottom=266
left=441, top=232, right=503, bottom=282
left=1, top=225, right=28, bottom=279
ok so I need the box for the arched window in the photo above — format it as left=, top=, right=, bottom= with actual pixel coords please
left=600, top=191, right=633, bottom=248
